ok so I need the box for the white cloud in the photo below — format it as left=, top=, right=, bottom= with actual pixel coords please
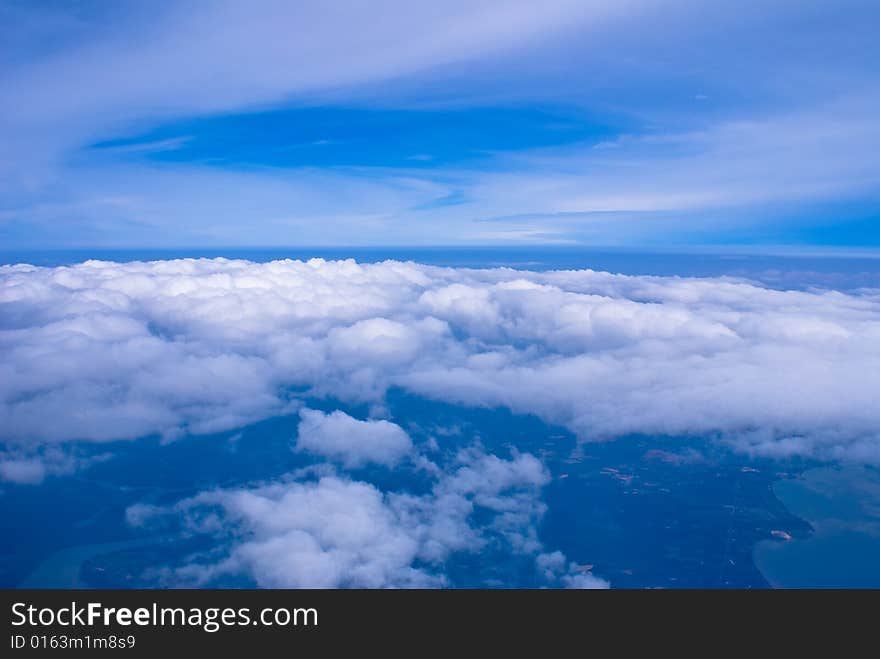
left=172, top=476, right=435, bottom=588
left=2, top=257, right=880, bottom=480
left=0, top=0, right=623, bottom=199
left=1, top=1, right=667, bottom=249
left=134, top=447, right=577, bottom=588
left=296, top=408, right=413, bottom=468
left=561, top=572, right=610, bottom=589
left=536, top=551, right=609, bottom=589
left=0, top=457, right=45, bottom=485
left=0, top=446, right=106, bottom=485
left=464, top=93, right=880, bottom=222
left=2, top=1, right=611, bottom=129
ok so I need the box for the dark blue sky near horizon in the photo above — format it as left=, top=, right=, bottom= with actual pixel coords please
left=2, top=246, right=880, bottom=292
left=1, top=0, right=878, bottom=249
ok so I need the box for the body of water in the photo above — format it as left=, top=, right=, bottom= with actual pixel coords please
left=753, top=466, right=880, bottom=588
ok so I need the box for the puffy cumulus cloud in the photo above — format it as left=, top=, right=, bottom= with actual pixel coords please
left=296, top=408, right=413, bottom=468
left=172, top=476, right=435, bottom=588
left=2, top=257, right=880, bottom=473
left=130, top=448, right=595, bottom=588
left=536, top=551, right=609, bottom=589
left=393, top=449, right=551, bottom=563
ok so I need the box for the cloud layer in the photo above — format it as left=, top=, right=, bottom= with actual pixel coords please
left=2, top=257, right=879, bottom=472
left=6, top=255, right=877, bottom=587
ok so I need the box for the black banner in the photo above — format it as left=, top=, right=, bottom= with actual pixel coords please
left=1, top=589, right=875, bottom=654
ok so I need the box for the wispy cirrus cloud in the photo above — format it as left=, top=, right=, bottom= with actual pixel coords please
left=1, top=1, right=878, bottom=246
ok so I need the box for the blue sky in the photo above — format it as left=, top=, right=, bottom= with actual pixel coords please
left=0, top=0, right=878, bottom=248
